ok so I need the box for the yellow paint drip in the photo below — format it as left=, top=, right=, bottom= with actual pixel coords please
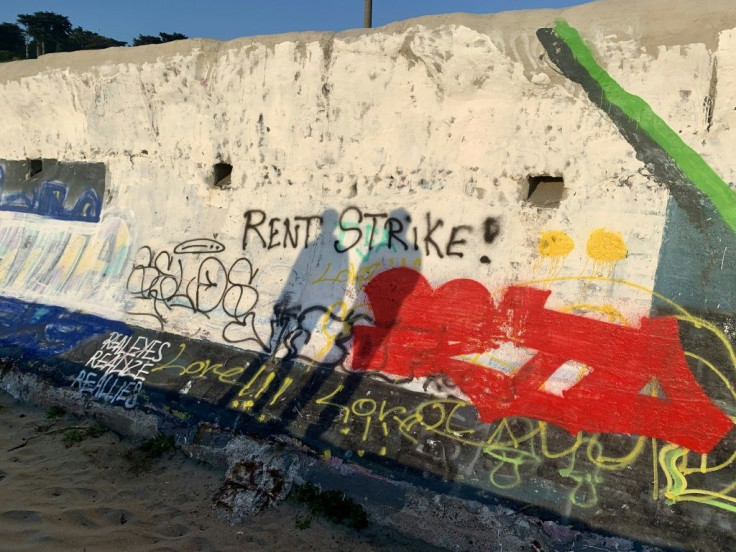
left=538, top=231, right=574, bottom=257
left=586, top=229, right=627, bottom=262
left=535, top=231, right=574, bottom=280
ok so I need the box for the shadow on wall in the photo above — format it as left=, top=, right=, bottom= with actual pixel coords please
left=298, top=207, right=424, bottom=442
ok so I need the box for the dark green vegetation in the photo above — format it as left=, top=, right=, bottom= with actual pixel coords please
left=61, top=428, right=84, bottom=447
left=291, top=482, right=369, bottom=531
left=45, top=405, right=66, bottom=420
left=0, top=11, right=188, bottom=62
left=295, top=514, right=312, bottom=530
left=84, top=423, right=107, bottom=438
left=124, top=433, right=176, bottom=474
left=133, top=32, right=188, bottom=46
left=62, top=424, right=107, bottom=447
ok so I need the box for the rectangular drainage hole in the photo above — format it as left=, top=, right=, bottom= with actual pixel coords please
left=525, top=174, right=565, bottom=208
left=28, top=159, right=43, bottom=178
left=213, top=163, right=232, bottom=189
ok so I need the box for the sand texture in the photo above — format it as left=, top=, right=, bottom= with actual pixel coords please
left=0, top=390, right=439, bottom=552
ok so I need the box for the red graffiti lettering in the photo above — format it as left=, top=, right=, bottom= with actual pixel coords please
left=352, top=268, right=733, bottom=454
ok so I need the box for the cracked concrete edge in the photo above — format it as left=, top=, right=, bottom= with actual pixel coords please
left=0, top=367, right=668, bottom=552
left=0, top=367, right=159, bottom=439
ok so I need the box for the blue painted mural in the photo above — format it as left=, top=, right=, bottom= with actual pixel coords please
left=0, top=295, right=127, bottom=357
left=0, top=161, right=105, bottom=223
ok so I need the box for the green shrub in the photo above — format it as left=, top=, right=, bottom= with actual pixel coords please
left=45, top=406, right=66, bottom=420
left=62, top=429, right=84, bottom=447
left=138, top=434, right=175, bottom=458
left=84, top=424, right=107, bottom=438
left=125, top=433, right=176, bottom=474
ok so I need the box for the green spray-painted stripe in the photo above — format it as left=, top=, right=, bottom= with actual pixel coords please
left=554, top=20, right=736, bottom=235
left=702, top=497, right=736, bottom=514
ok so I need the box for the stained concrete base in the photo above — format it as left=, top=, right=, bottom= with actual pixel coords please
left=0, top=368, right=668, bottom=552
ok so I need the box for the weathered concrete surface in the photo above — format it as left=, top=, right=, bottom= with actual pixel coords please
left=0, top=0, right=735, bottom=549
left=3, top=367, right=667, bottom=552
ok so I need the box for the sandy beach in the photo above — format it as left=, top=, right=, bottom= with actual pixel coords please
left=0, top=389, right=441, bottom=552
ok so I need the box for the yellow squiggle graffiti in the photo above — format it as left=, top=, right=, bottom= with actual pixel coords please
left=509, top=275, right=736, bottom=511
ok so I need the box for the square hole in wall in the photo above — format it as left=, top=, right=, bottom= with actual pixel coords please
left=524, top=174, right=565, bottom=208
left=28, top=159, right=43, bottom=178
left=213, top=163, right=233, bottom=189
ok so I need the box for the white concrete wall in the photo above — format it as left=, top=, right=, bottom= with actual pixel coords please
left=0, top=0, right=733, bottom=371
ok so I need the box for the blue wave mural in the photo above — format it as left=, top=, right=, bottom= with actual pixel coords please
left=0, top=295, right=128, bottom=357
left=0, top=161, right=105, bottom=223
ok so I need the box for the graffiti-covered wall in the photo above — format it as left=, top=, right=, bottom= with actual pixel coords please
left=1, top=0, right=735, bottom=548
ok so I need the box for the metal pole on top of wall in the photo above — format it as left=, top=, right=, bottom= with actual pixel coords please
left=364, top=0, right=373, bottom=28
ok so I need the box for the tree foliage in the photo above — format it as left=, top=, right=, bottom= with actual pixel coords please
left=67, top=27, right=126, bottom=51
left=132, top=34, right=162, bottom=46
left=0, top=10, right=188, bottom=62
left=17, top=11, right=72, bottom=56
left=133, top=32, right=188, bottom=47
left=159, top=32, right=188, bottom=43
left=0, top=22, right=25, bottom=61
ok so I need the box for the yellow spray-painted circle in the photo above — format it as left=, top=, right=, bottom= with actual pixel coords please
left=538, top=231, right=575, bottom=258
left=586, top=229, right=627, bottom=262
